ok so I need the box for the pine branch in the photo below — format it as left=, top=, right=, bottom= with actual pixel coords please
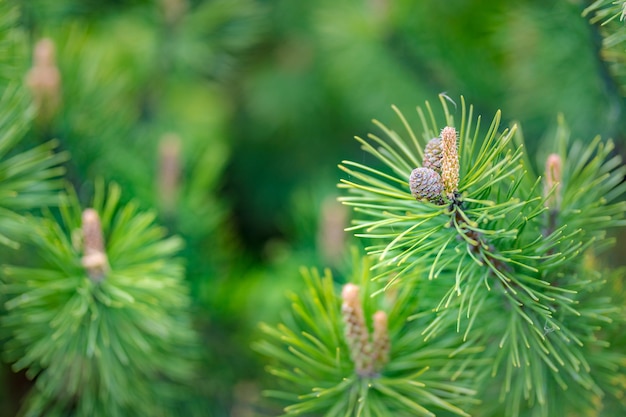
left=255, top=252, right=480, bottom=416
left=0, top=5, right=66, bottom=248
left=0, top=182, right=202, bottom=416
left=583, top=0, right=626, bottom=94
left=338, top=95, right=626, bottom=416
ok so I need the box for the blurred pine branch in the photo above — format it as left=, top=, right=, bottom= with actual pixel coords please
left=1, top=183, right=204, bottom=416
left=585, top=0, right=626, bottom=95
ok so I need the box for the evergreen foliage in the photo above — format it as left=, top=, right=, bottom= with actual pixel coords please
left=0, top=0, right=625, bottom=416
left=1, top=183, right=203, bottom=416
left=255, top=253, right=481, bottom=417
left=259, top=96, right=626, bottom=416
left=0, top=2, right=65, bottom=248
left=584, top=0, right=626, bottom=96
left=0, top=87, right=65, bottom=247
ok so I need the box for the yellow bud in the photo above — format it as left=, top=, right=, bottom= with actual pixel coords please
left=440, top=126, right=459, bottom=195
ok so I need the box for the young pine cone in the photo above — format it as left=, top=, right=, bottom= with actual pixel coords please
left=409, top=167, right=444, bottom=204
left=423, top=137, right=442, bottom=173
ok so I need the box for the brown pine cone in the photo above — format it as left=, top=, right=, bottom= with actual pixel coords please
left=409, top=167, right=444, bottom=204
left=423, top=137, right=443, bottom=173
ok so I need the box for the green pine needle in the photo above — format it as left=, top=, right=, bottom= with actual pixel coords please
left=0, top=85, right=67, bottom=248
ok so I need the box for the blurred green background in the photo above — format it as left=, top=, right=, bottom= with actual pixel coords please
left=1, top=0, right=625, bottom=415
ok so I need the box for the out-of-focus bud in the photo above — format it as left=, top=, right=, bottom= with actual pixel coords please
left=317, top=197, right=348, bottom=268
left=161, top=0, right=188, bottom=26
left=158, top=133, right=182, bottom=216
left=26, top=38, right=61, bottom=123
left=371, top=311, right=390, bottom=372
left=544, top=153, right=562, bottom=211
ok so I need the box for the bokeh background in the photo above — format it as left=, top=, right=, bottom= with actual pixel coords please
left=1, top=0, right=625, bottom=415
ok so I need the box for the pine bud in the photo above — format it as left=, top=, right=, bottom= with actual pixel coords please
left=544, top=153, right=562, bottom=210
left=440, top=126, right=459, bottom=195
left=161, top=0, right=188, bottom=26
left=368, top=0, right=390, bottom=23
left=81, top=209, right=109, bottom=282
left=371, top=311, right=390, bottom=372
left=423, top=137, right=443, bottom=173
left=409, top=167, right=444, bottom=204
left=26, top=38, right=61, bottom=123
left=158, top=133, right=181, bottom=215
left=317, top=197, right=348, bottom=268
left=341, top=284, right=373, bottom=376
